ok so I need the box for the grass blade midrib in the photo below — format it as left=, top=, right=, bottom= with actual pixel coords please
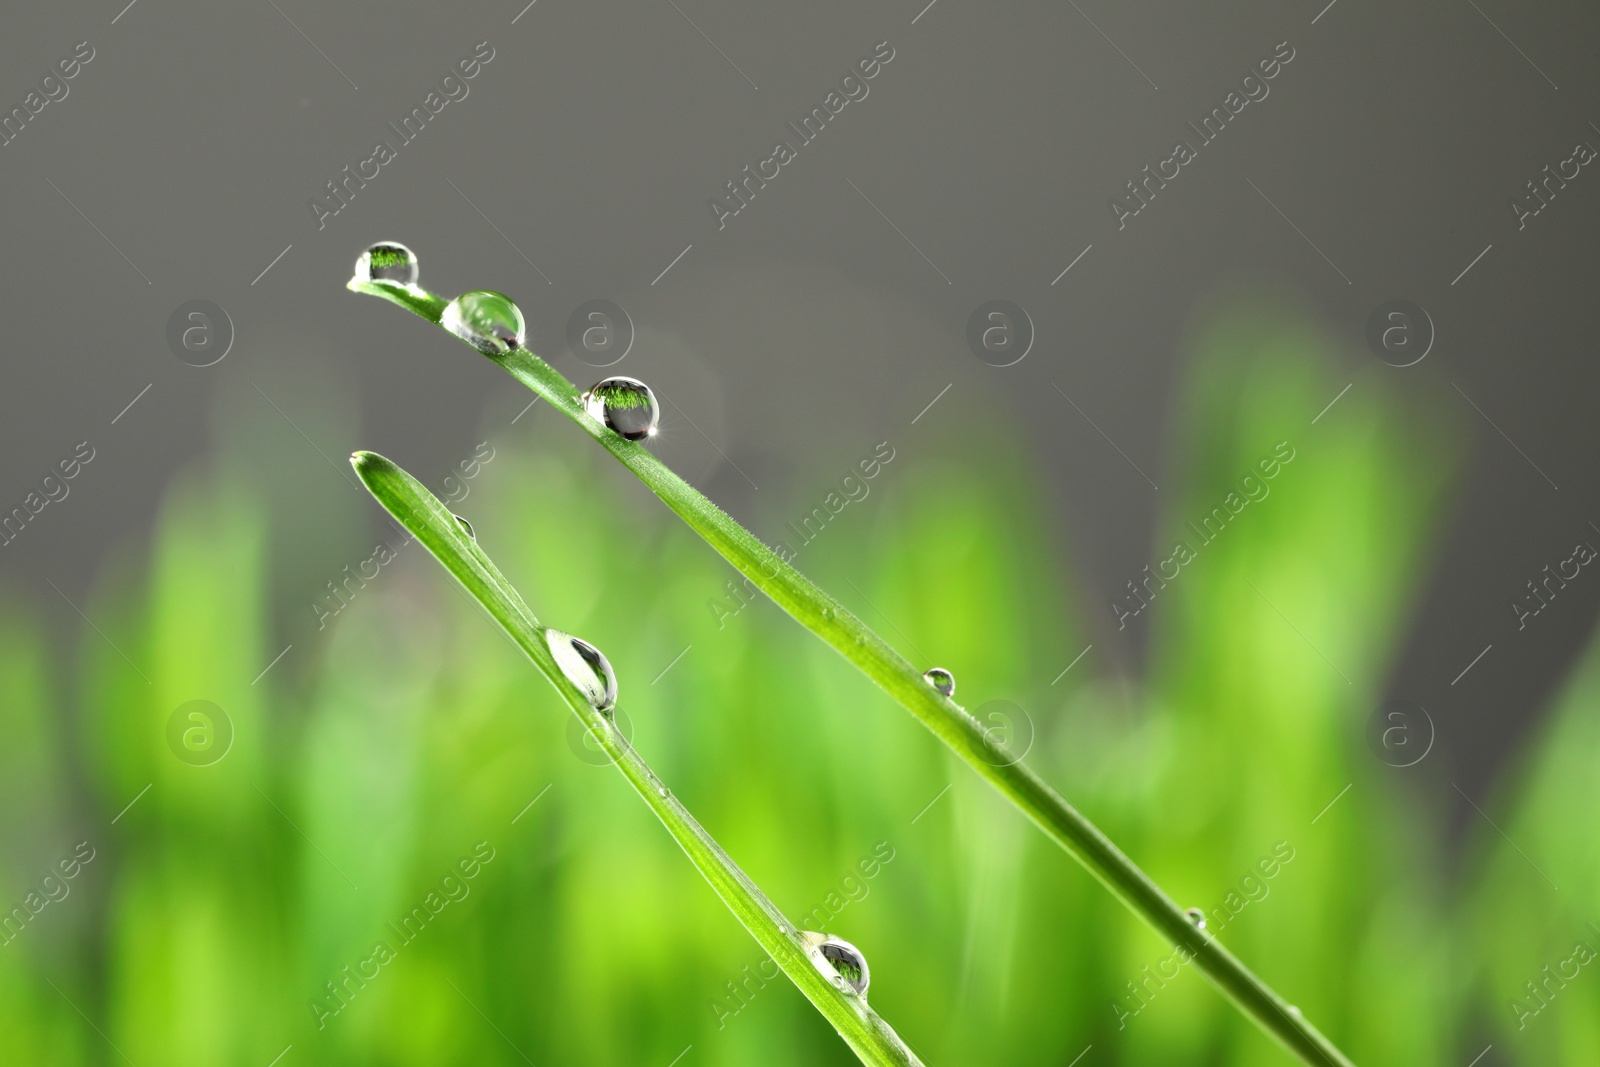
left=350, top=450, right=924, bottom=1067
left=349, top=278, right=1356, bottom=1067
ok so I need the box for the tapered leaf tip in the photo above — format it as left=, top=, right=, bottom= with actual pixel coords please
left=349, top=450, right=393, bottom=482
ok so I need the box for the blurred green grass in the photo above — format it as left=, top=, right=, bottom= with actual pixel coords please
left=0, top=300, right=1591, bottom=1064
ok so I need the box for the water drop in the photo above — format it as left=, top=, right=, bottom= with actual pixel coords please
left=923, top=667, right=956, bottom=698
left=454, top=514, right=475, bottom=541
left=581, top=376, right=659, bottom=441
left=801, top=931, right=870, bottom=998
left=442, top=291, right=526, bottom=355
left=353, top=241, right=418, bottom=286
left=545, top=630, right=617, bottom=713
left=1185, top=908, right=1206, bottom=931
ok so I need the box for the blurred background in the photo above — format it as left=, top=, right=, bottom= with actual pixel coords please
left=2, top=0, right=1598, bottom=1064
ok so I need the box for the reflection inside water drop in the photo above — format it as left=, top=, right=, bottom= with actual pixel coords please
left=442, top=291, right=526, bottom=355
left=1185, top=907, right=1206, bottom=931
left=923, top=667, right=955, bottom=698
left=801, top=931, right=870, bottom=998
left=545, top=630, right=617, bottom=713
left=581, top=376, right=659, bottom=441
left=353, top=241, right=418, bottom=286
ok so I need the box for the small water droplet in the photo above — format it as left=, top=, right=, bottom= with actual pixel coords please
left=545, top=630, right=617, bottom=712
left=442, top=291, right=526, bottom=355
left=800, top=931, right=870, bottom=998
left=1287, top=1005, right=1302, bottom=1018
left=354, top=241, right=418, bottom=286
left=581, top=376, right=659, bottom=441
left=454, top=514, right=475, bottom=541
left=923, top=667, right=956, bottom=698
left=1185, top=907, right=1206, bottom=931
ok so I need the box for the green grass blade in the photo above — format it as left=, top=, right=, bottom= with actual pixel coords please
left=349, top=449, right=926, bottom=1067
left=349, top=277, right=1358, bottom=1067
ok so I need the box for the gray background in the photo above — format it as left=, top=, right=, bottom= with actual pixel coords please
left=2, top=0, right=1597, bottom=853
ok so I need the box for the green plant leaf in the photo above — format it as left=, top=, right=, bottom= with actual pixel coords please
left=350, top=277, right=1357, bottom=1067
left=349, top=449, right=926, bottom=1067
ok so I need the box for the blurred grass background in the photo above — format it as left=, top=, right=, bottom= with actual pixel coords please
left=0, top=299, right=1593, bottom=1065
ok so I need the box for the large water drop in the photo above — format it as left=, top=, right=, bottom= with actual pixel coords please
left=442, top=291, right=526, bottom=355
left=354, top=241, right=418, bottom=286
left=454, top=514, right=475, bottom=541
left=801, top=931, right=870, bottom=999
left=581, top=376, right=659, bottom=441
left=546, top=630, right=617, bottom=713
left=923, top=667, right=955, bottom=698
